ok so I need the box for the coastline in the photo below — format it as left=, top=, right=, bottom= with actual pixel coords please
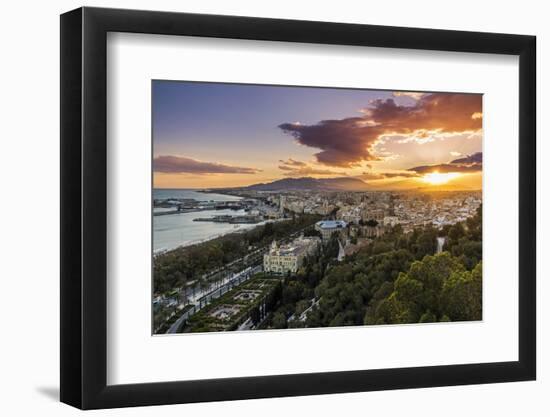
left=153, top=188, right=277, bottom=253
left=153, top=188, right=243, bottom=201
left=153, top=189, right=253, bottom=253
left=154, top=219, right=273, bottom=256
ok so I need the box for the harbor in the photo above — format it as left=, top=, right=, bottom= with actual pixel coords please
left=153, top=199, right=253, bottom=216
left=193, top=214, right=263, bottom=224
left=153, top=189, right=271, bottom=252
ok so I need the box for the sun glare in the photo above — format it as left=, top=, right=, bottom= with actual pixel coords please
left=422, top=172, right=461, bottom=185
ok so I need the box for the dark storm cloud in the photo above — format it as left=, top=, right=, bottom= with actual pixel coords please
left=408, top=152, right=483, bottom=174
left=154, top=155, right=261, bottom=174
left=278, top=93, right=482, bottom=167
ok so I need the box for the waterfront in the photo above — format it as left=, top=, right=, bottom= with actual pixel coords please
left=153, top=188, right=241, bottom=202
left=153, top=189, right=264, bottom=252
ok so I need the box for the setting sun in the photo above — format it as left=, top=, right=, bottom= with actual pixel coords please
left=422, top=172, right=461, bottom=185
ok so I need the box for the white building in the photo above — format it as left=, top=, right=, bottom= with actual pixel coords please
left=263, top=237, right=320, bottom=274
left=313, top=200, right=335, bottom=216
left=383, top=216, right=399, bottom=227
left=362, top=208, right=385, bottom=222
left=315, top=220, right=348, bottom=240
left=279, top=195, right=286, bottom=213
left=338, top=208, right=362, bottom=224
left=287, top=201, right=304, bottom=214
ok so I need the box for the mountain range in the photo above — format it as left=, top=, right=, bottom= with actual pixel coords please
left=239, top=176, right=371, bottom=191
left=215, top=175, right=479, bottom=192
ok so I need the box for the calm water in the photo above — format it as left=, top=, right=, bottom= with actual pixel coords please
left=153, top=188, right=242, bottom=202
left=153, top=189, right=262, bottom=252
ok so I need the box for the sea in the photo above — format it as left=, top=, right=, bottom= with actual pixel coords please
left=153, top=189, right=263, bottom=253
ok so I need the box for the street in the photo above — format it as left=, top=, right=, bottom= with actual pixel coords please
left=166, top=264, right=263, bottom=333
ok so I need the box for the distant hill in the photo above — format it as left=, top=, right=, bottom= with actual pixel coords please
left=241, top=176, right=371, bottom=191
left=209, top=175, right=479, bottom=194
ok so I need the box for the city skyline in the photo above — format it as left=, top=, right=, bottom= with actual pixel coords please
left=153, top=81, right=482, bottom=190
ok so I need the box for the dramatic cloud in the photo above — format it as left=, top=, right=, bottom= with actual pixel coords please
left=450, top=152, right=482, bottom=164
left=362, top=94, right=482, bottom=132
left=279, top=93, right=482, bottom=167
left=154, top=155, right=261, bottom=174
left=409, top=164, right=481, bottom=174
left=279, top=117, right=380, bottom=167
left=392, top=91, right=426, bottom=100
left=278, top=158, right=344, bottom=177
left=408, top=152, right=482, bottom=174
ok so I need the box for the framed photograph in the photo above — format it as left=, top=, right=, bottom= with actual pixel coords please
left=60, top=7, right=536, bottom=409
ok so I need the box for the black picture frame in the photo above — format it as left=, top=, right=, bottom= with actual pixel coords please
left=60, top=6, right=536, bottom=410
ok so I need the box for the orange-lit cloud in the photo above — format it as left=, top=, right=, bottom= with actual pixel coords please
left=279, top=93, right=482, bottom=167
left=408, top=152, right=482, bottom=174
left=392, top=91, right=426, bottom=100
left=278, top=158, right=345, bottom=177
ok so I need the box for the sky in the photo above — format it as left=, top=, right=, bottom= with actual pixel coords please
left=153, top=81, right=482, bottom=190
